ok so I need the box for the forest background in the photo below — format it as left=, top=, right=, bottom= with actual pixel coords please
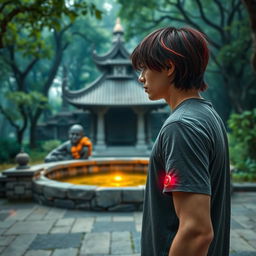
left=0, top=0, right=255, bottom=181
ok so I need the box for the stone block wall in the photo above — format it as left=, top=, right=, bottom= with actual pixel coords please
left=0, top=166, right=44, bottom=200
left=0, top=173, right=7, bottom=198
left=32, top=177, right=144, bottom=211
left=5, top=179, right=33, bottom=199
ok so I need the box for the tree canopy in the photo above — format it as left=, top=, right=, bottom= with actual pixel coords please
left=0, top=0, right=104, bottom=147
left=117, top=0, right=256, bottom=116
left=0, top=0, right=102, bottom=49
left=242, top=0, right=256, bottom=72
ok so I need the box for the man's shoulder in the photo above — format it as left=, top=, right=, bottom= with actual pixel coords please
left=164, top=100, right=220, bottom=131
left=162, top=111, right=192, bottom=132
left=162, top=109, right=185, bottom=129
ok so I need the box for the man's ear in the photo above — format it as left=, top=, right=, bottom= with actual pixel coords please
left=167, top=62, right=175, bottom=76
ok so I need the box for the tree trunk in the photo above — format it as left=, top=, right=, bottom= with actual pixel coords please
left=243, top=0, right=256, bottom=72
left=220, top=63, right=251, bottom=113
left=227, top=88, right=244, bottom=113
left=16, top=129, right=24, bottom=147
left=29, top=124, right=37, bottom=148
left=28, top=30, right=67, bottom=149
left=29, top=109, right=42, bottom=149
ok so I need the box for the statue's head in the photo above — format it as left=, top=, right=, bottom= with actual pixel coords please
left=69, top=124, right=84, bottom=145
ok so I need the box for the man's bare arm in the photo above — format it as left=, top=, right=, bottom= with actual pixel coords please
left=169, top=192, right=214, bottom=256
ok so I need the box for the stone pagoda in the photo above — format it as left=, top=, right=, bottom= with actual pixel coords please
left=61, top=18, right=167, bottom=156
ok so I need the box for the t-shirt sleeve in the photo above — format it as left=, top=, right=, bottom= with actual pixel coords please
left=160, top=121, right=211, bottom=196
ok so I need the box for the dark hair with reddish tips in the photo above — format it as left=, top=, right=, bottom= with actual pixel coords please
left=131, top=27, right=210, bottom=91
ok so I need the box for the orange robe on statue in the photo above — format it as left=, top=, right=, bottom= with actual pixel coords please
left=71, top=137, right=92, bottom=159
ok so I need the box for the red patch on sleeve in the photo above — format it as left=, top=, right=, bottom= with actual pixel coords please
left=164, top=174, right=172, bottom=187
left=164, top=172, right=177, bottom=189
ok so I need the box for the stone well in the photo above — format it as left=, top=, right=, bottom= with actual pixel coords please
left=32, top=158, right=148, bottom=211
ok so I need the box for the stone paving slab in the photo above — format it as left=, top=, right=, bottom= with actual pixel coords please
left=63, top=210, right=133, bottom=218
left=237, top=230, right=256, bottom=240
left=71, top=217, right=94, bottom=233
left=26, top=206, right=50, bottom=221
left=80, top=232, right=110, bottom=254
left=112, top=216, right=134, bottom=222
left=52, top=248, right=79, bottom=256
left=232, top=219, right=245, bottom=229
left=0, top=192, right=255, bottom=255
left=111, top=231, right=133, bottom=255
left=5, top=220, right=55, bottom=234
left=0, top=235, right=15, bottom=246
left=131, top=231, right=141, bottom=253
left=93, top=221, right=136, bottom=232
left=24, top=249, right=52, bottom=256
left=79, top=255, right=140, bottom=256
left=0, top=247, right=5, bottom=254
left=50, top=225, right=71, bottom=233
left=0, top=234, right=36, bottom=256
left=5, top=208, right=35, bottom=221
left=248, top=241, right=256, bottom=250
left=231, top=237, right=255, bottom=251
left=43, top=209, right=66, bottom=220
left=29, top=233, right=83, bottom=250
left=0, top=220, right=16, bottom=229
left=55, top=217, right=75, bottom=226
left=96, top=216, right=112, bottom=222
left=0, top=213, right=9, bottom=221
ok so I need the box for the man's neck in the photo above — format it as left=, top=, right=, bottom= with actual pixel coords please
left=165, top=85, right=202, bottom=110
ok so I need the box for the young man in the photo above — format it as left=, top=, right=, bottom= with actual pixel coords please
left=131, top=27, right=230, bottom=256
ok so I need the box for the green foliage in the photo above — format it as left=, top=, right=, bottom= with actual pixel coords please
left=41, top=139, right=61, bottom=152
left=0, top=0, right=103, bottom=51
left=117, top=0, right=256, bottom=114
left=231, top=171, right=256, bottom=182
left=228, top=109, right=256, bottom=159
left=228, top=109, right=256, bottom=181
left=0, top=0, right=108, bottom=148
left=63, top=16, right=111, bottom=90
left=0, top=138, right=20, bottom=163
left=0, top=139, right=59, bottom=164
left=217, top=19, right=251, bottom=66
left=6, top=91, right=48, bottom=107
left=3, top=91, right=49, bottom=121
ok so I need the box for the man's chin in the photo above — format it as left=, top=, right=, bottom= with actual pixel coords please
left=148, top=94, right=160, bottom=101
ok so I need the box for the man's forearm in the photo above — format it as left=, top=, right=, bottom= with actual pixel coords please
left=168, top=229, right=213, bottom=256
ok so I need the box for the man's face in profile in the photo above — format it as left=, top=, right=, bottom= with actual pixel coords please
left=69, top=127, right=83, bottom=145
left=139, top=67, right=173, bottom=101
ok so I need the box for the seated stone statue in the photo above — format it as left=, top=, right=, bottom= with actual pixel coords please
left=45, top=124, right=92, bottom=162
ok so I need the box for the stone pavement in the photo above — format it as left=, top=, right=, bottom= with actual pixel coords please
left=0, top=192, right=255, bottom=256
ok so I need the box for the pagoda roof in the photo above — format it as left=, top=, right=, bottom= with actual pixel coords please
left=63, top=73, right=165, bottom=108
left=92, top=37, right=130, bottom=66
left=62, top=18, right=166, bottom=109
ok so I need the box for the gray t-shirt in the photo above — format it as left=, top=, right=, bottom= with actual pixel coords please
left=141, top=98, right=230, bottom=256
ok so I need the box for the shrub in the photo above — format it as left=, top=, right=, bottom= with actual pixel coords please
left=0, top=139, right=20, bottom=163
left=228, top=109, right=256, bottom=181
left=42, top=140, right=61, bottom=153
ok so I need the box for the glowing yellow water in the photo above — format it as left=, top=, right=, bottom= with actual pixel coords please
left=56, top=172, right=147, bottom=187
